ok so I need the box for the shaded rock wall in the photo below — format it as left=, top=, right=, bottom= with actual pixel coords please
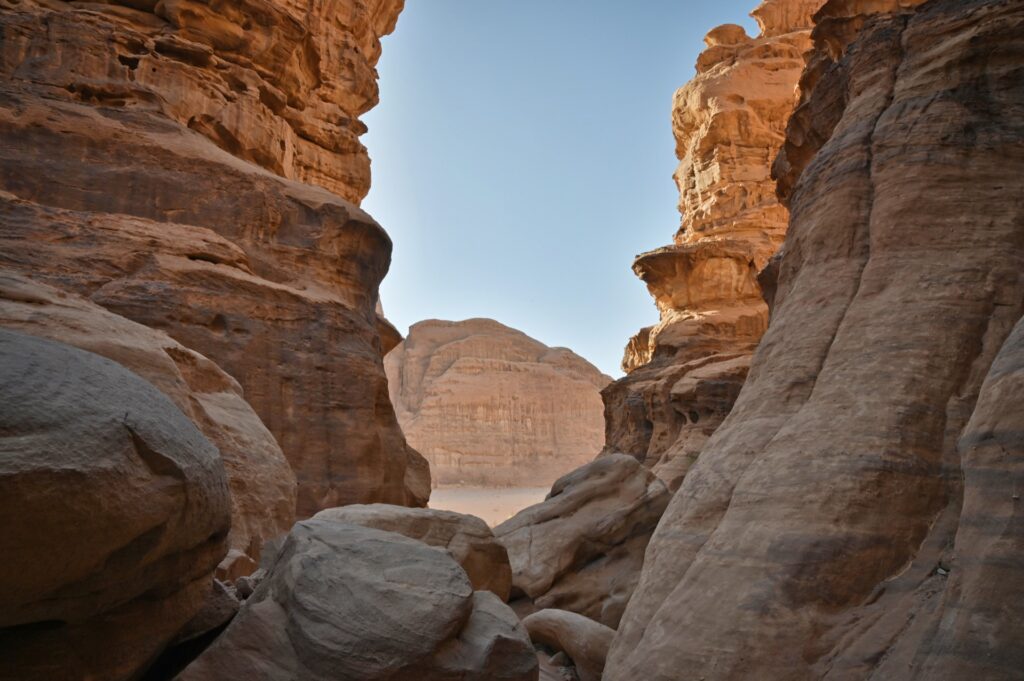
left=606, top=0, right=1024, bottom=678
left=386, top=319, right=610, bottom=487
left=603, top=0, right=824, bottom=491
left=0, top=0, right=428, bottom=517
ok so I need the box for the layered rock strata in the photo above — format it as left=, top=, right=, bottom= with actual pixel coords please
left=603, top=0, right=825, bottom=491
left=179, top=521, right=539, bottom=681
left=494, top=454, right=670, bottom=628
left=0, top=0, right=428, bottom=517
left=0, top=329, right=230, bottom=681
left=386, top=319, right=611, bottom=486
left=606, top=0, right=1024, bottom=678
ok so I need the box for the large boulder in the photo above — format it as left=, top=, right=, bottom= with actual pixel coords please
left=0, top=329, right=230, bottom=681
left=494, top=454, right=670, bottom=627
left=178, top=521, right=538, bottom=681
left=0, top=271, right=295, bottom=575
left=313, top=504, right=513, bottom=600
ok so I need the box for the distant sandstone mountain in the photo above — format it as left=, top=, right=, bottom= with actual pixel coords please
left=385, top=319, right=611, bottom=487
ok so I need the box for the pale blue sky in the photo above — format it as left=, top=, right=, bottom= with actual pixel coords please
left=364, top=2, right=762, bottom=377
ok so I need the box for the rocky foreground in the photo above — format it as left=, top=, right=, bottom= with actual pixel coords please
left=2, top=0, right=1023, bottom=680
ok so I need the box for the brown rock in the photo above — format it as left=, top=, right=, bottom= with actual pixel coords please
left=0, top=14, right=427, bottom=514
left=494, top=454, right=670, bottom=627
left=0, top=271, right=296, bottom=571
left=603, top=0, right=825, bottom=489
left=0, top=329, right=230, bottom=681
left=605, top=0, right=1024, bottom=678
left=386, top=319, right=611, bottom=486
left=523, top=610, right=614, bottom=681
left=313, top=504, right=513, bottom=600
left=178, top=521, right=538, bottom=681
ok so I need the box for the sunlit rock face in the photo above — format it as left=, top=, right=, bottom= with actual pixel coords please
left=386, top=319, right=611, bottom=487
left=603, top=0, right=824, bottom=490
left=606, top=0, right=1024, bottom=678
left=0, top=0, right=429, bottom=519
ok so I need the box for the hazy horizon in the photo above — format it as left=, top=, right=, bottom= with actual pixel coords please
left=364, top=1, right=763, bottom=377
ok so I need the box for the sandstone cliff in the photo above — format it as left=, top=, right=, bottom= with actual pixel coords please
left=386, top=319, right=611, bottom=487
left=605, top=0, right=1024, bottom=678
left=0, top=0, right=428, bottom=521
left=603, top=0, right=824, bottom=491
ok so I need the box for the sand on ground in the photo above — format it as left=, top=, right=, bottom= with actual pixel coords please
left=429, top=486, right=549, bottom=527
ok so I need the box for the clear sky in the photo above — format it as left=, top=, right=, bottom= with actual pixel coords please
left=363, top=1, right=762, bottom=377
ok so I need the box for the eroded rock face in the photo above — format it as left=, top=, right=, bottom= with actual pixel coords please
left=178, top=521, right=538, bottom=681
left=313, top=504, right=513, bottom=600
left=0, top=0, right=428, bottom=516
left=494, top=455, right=670, bottom=628
left=605, top=1, right=1024, bottom=678
left=0, top=272, right=295, bottom=575
left=603, top=0, right=824, bottom=490
left=0, top=0, right=401, bottom=204
left=386, top=319, right=611, bottom=486
left=0, top=329, right=230, bottom=681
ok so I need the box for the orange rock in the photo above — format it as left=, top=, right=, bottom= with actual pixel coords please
left=386, top=319, right=610, bottom=487
left=605, top=0, right=824, bottom=490
left=0, top=0, right=426, bottom=517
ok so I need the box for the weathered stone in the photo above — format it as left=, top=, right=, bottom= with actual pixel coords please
left=313, top=504, right=513, bottom=600
left=0, top=271, right=295, bottom=571
left=0, top=0, right=426, bottom=518
left=177, top=521, right=538, bottom=681
left=603, top=0, right=825, bottom=493
left=523, top=610, right=614, bottom=681
left=605, top=1, right=1024, bottom=678
left=386, top=319, right=610, bottom=486
left=494, top=455, right=669, bottom=628
left=0, top=329, right=230, bottom=681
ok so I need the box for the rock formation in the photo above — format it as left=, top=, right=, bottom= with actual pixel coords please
left=0, top=271, right=295, bottom=578
left=494, top=454, right=670, bottom=628
left=386, top=319, right=611, bottom=486
left=313, top=504, right=513, bottom=600
left=0, top=0, right=428, bottom=517
left=179, top=520, right=539, bottom=681
left=605, top=0, right=1024, bottom=678
left=0, top=329, right=230, bottom=681
left=523, top=610, right=614, bottom=681
left=602, top=0, right=825, bottom=491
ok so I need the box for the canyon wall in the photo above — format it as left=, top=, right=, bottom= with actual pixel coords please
left=0, top=0, right=428, bottom=524
left=605, top=0, right=1024, bottom=678
left=0, top=2, right=432, bottom=678
left=386, top=319, right=610, bottom=486
left=602, top=0, right=823, bottom=490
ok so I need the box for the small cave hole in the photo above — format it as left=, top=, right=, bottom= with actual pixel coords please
left=118, top=55, right=140, bottom=70
left=688, top=410, right=701, bottom=424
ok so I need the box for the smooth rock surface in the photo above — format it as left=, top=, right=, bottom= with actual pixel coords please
left=313, top=503, right=513, bottom=600
left=494, top=454, right=670, bottom=627
left=0, top=329, right=230, bottom=681
left=386, top=319, right=611, bottom=486
left=178, top=521, right=538, bottom=681
left=605, top=0, right=1024, bottom=678
left=0, top=271, right=295, bottom=571
left=523, top=610, right=614, bottom=681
